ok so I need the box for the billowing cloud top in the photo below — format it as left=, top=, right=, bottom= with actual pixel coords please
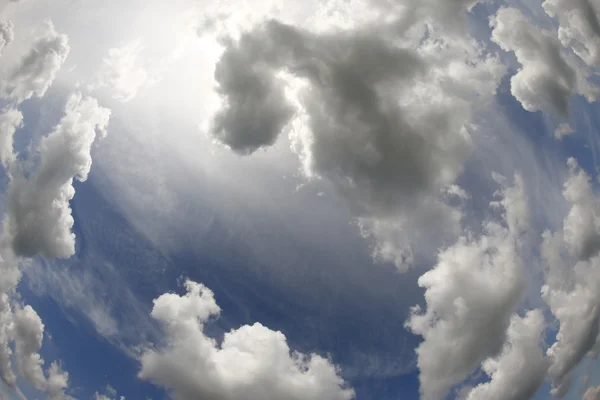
left=138, top=280, right=354, bottom=400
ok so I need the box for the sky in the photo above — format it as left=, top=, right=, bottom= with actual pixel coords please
left=3, top=0, right=600, bottom=399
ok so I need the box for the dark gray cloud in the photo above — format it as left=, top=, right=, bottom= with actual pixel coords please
left=208, top=14, right=504, bottom=271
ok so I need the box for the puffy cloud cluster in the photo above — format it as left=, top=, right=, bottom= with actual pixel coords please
left=0, top=19, right=69, bottom=176
left=94, top=385, right=125, bottom=400
left=541, top=159, right=600, bottom=396
left=90, top=39, right=149, bottom=102
left=406, top=175, right=538, bottom=400
left=0, top=17, right=109, bottom=398
left=0, top=90, right=109, bottom=396
left=543, top=0, right=600, bottom=67
left=584, top=386, right=600, bottom=400
left=139, top=280, right=354, bottom=400
left=0, top=21, right=13, bottom=56
left=0, top=108, right=22, bottom=167
left=5, top=93, right=110, bottom=259
left=491, top=7, right=599, bottom=117
left=208, top=2, right=505, bottom=269
left=0, top=21, right=70, bottom=105
left=465, top=310, right=549, bottom=400
left=0, top=296, right=71, bottom=399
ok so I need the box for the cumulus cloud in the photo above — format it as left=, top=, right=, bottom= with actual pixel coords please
left=95, top=394, right=125, bottom=400
left=90, top=39, right=149, bottom=102
left=0, top=21, right=70, bottom=105
left=5, top=93, right=110, bottom=259
left=0, top=294, right=15, bottom=387
left=466, top=309, right=549, bottom=400
left=555, top=123, right=574, bottom=140
left=406, top=175, right=530, bottom=400
left=0, top=21, right=13, bottom=56
left=584, top=385, right=600, bottom=400
left=12, top=305, right=71, bottom=399
left=491, top=7, right=599, bottom=116
left=541, top=159, right=600, bottom=395
left=0, top=90, right=109, bottom=398
left=562, top=158, right=600, bottom=260
left=209, top=12, right=504, bottom=269
left=139, top=280, right=354, bottom=400
left=0, top=108, right=22, bottom=167
left=0, top=15, right=107, bottom=400
left=543, top=0, right=600, bottom=67
left=0, top=300, right=71, bottom=399
left=94, top=385, right=125, bottom=400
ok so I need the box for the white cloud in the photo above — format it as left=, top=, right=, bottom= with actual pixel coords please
left=0, top=20, right=69, bottom=105
left=5, top=93, right=110, bottom=259
left=94, top=385, right=125, bottom=400
left=0, top=294, right=15, bottom=387
left=540, top=159, right=600, bottom=396
left=406, top=175, right=529, bottom=400
left=562, top=158, right=600, bottom=260
left=0, top=108, right=22, bottom=167
left=0, top=90, right=109, bottom=400
left=543, top=0, right=600, bottom=67
left=90, top=39, right=149, bottom=102
left=0, top=21, right=13, bottom=56
left=555, top=123, right=574, bottom=140
left=139, top=280, right=354, bottom=400
left=466, top=309, right=549, bottom=400
left=0, top=302, right=72, bottom=399
left=13, top=305, right=47, bottom=390
left=95, top=395, right=125, bottom=400
left=491, top=7, right=599, bottom=116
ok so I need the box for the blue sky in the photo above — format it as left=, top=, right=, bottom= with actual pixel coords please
left=2, top=0, right=600, bottom=400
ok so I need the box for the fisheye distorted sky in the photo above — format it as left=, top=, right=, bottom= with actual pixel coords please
left=3, top=0, right=600, bottom=400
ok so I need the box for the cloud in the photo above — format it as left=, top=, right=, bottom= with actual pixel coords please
left=562, top=158, right=600, bottom=260
left=5, top=93, right=110, bottom=259
left=584, top=385, right=600, bottom=400
left=0, top=21, right=13, bottom=56
left=0, top=0, right=21, bottom=12
left=138, top=280, right=354, bottom=400
left=0, top=90, right=109, bottom=399
left=13, top=305, right=71, bottom=399
left=542, top=0, right=600, bottom=67
left=208, top=12, right=504, bottom=269
left=0, top=299, right=72, bottom=399
left=406, top=175, right=530, bottom=400
left=0, top=14, right=111, bottom=400
left=94, top=384, right=125, bottom=400
left=0, top=295, right=16, bottom=387
left=541, top=159, right=600, bottom=395
left=491, top=7, right=599, bottom=117
left=90, top=39, right=149, bottom=102
left=555, top=123, right=574, bottom=139
left=0, top=108, right=22, bottom=167
left=466, top=309, right=549, bottom=400
left=0, top=20, right=70, bottom=105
